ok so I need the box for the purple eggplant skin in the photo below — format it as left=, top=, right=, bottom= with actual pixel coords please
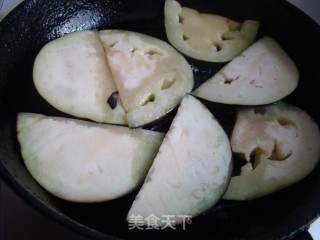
left=107, top=91, right=119, bottom=110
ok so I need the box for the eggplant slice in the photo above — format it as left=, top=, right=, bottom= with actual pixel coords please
left=1, top=0, right=320, bottom=239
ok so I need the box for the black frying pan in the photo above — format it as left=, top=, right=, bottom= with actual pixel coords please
left=1, top=0, right=320, bottom=239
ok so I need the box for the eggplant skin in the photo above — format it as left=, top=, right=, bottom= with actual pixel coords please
left=107, top=91, right=119, bottom=110
left=223, top=102, right=320, bottom=200
left=164, top=0, right=260, bottom=62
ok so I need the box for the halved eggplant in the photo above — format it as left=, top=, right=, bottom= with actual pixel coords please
left=164, top=0, right=259, bottom=62
left=34, top=29, right=194, bottom=128
left=127, top=95, right=232, bottom=226
left=193, top=36, right=299, bottom=105
left=223, top=102, right=320, bottom=200
left=33, top=30, right=127, bottom=125
left=17, top=112, right=164, bottom=202
left=99, top=30, right=194, bottom=127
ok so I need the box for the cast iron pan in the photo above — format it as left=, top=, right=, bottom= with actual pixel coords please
left=1, top=0, right=320, bottom=239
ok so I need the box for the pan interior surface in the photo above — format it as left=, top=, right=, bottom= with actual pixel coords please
left=0, top=0, right=320, bottom=239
